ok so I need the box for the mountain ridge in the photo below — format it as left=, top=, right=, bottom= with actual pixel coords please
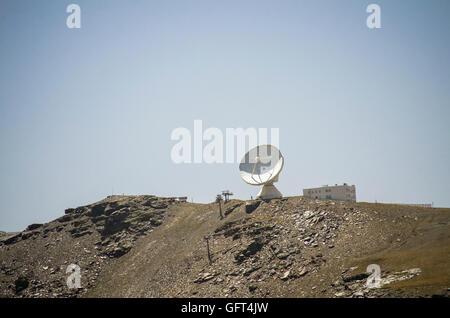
left=1, top=195, right=449, bottom=298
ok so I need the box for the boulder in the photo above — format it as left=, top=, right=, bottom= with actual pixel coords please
left=280, top=270, right=291, bottom=281
left=64, top=208, right=75, bottom=214
left=89, top=203, right=108, bottom=217
left=57, top=214, right=72, bottom=223
left=225, top=203, right=242, bottom=216
left=2, top=233, right=21, bottom=245
left=150, top=201, right=168, bottom=209
left=245, top=200, right=261, bottom=214
left=106, top=241, right=132, bottom=258
left=14, top=276, right=29, bottom=293
left=303, top=210, right=314, bottom=219
left=342, top=272, right=370, bottom=283
left=26, top=224, right=43, bottom=231
left=234, top=238, right=265, bottom=264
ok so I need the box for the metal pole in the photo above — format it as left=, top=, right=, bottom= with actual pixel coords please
left=204, top=235, right=212, bottom=264
left=216, top=194, right=223, bottom=219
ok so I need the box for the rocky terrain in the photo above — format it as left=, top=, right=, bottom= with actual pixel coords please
left=0, top=195, right=169, bottom=297
left=0, top=195, right=449, bottom=298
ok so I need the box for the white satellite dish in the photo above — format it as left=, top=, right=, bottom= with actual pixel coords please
left=239, top=144, right=284, bottom=200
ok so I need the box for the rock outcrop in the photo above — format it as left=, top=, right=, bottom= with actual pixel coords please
left=1, top=195, right=449, bottom=298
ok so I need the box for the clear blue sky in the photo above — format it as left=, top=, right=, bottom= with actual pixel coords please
left=1, top=0, right=449, bottom=231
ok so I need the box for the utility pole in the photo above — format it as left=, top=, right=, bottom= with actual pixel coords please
left=204, top=235, right=212, bottom=265
left=222, top=190, right=233, bottom=202
left=216, top=194, right=223, bottom=219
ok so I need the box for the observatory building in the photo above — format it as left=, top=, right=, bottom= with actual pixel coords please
left=303, top=183, right=356, bottom=202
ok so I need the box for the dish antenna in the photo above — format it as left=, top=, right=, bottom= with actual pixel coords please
left=239, top=144, right=284, bottom=200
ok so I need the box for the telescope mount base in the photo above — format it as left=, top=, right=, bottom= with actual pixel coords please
left=256, top=184, right=282, bottom=200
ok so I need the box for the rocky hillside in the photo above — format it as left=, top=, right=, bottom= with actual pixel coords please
left=0, top=195, right=449, bottom=298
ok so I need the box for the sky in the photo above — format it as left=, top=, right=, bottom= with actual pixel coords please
left=0, top=0, right=449, bottom=232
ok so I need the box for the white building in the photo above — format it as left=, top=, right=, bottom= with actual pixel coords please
left=303, top=183, right=356, bottom=202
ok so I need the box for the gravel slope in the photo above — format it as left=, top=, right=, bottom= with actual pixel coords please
left=1, top=195, right=449, bottom=298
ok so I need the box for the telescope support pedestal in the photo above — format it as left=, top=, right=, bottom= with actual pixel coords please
left=256, top=184, right=282, bottom=200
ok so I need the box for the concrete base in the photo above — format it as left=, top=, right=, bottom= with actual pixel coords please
left=256, top=184, right=283, bottom=200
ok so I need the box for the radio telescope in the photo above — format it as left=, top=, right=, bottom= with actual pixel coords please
left=239, top=145, right=284, bottom=200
